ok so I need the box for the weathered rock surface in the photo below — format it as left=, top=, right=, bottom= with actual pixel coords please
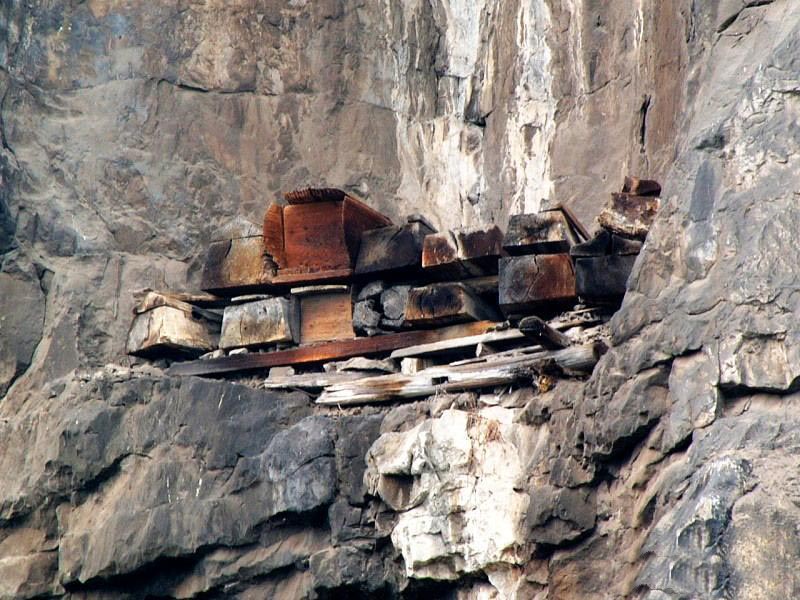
left=4, top=0, right=800, bottom=599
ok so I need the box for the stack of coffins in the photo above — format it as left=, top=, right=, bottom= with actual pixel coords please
left=126, top=179, right=661, bottom=397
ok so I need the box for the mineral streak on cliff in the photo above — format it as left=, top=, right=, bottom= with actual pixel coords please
left=1, top=1, right=798, bottom=599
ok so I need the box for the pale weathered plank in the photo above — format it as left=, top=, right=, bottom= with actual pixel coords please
left=390, top=328, right=525, bottom=359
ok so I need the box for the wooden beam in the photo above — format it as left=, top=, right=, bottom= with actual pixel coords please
left=167, top=321, right=500, bottom=377
left=405, top=282, right=500, bottom=326
left=518, top=316, right=572, bottom=349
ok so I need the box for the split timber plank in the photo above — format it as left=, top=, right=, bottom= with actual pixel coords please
left=317, top=343, right=602, bottom=405
left=405, top=282, right=500, bottom=326
left=167, top=321, right=500, bottom=377
left=390, top=328, right=525, bottom=359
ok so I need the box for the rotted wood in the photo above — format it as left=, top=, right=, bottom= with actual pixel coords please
left=167, top=321, right=499, bottom=377
left=201, top=236, right=277, bottom=296
left=575, top=255, right=637, bottom=300
left=498, top=254, right=577, bottom=315
left=127, top=306, right=219, bottom=358
left=354, top=220, right=435, bottom=276
left=518, top=316, right=572, bottom=349
left=597, top=193, right=660, bottom=239
left=300, top=290, right=355, bottom=344
left=422, top=225, right=505, bottom=278
left=405, top=282, right=500, bottom=326
left=316, top=342, right=602, bottom=405
left=504, top=211, right=576, bottom=255
left=622, top=176, right=661, bottom=197
left=219, top=297, right=299, bottom=350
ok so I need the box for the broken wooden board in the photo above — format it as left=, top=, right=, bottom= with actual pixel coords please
left=133, top=291, right=223, bottom=322
left=127, top=306, right=218, bottom=358
left=498, top=254, right=577, bottom=315
left=219, top=297, right=299, bottom=350
left=518, top=316, right=572, bottom=349
left=390, top=327, right=525, bottom=359
left=167, top=321, right=499, bottom=377
left=299, top=290, right=355, bottom=344
left=317, top=343, right=602, bottom=405
left=422, top=225, right=505, bottom=277
left=597, top=193, right=660, bottom=239
left=575, top=255, right=637, bottom=300
left=622, top=176, right=661, bottom=196
left=504, top=211, right=577, bottom=255
left=201, top=235, right=277, bottom=296
left=263, top=190, right=392, bottom=285
left=354, top=220, right=435, bottom=277
left=405, top=282, right=500, bottom=326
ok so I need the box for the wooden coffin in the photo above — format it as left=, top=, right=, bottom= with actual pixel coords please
left=219, top=297, right=299, bottom=350
left=574, top=255, right=637, bottom=300
left=295, top=285, right=356, bottom=344
left=421, top=225, right=505, bottom=278
left=597, top=193, right=660, bottom=239
left=498, top=254, right=576, bottom=315
left=201, top=218, right=276, bottom=295
left=263, top=189, right=392, bottom=285
left=354, top=218, right=435, bottom=277
left=622, top=176, right=661, bottom=196
left=127, top=306, right=218, bottom=358
left=405, top=282, right=500, bottom=326
left=504, top=210, right=578, bottom=255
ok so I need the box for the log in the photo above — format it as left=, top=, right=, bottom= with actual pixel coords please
left=504, top=211, right=576, bottom=255
left=575, top=255, right=637, bottom=300
left=201, top=236, right=277, bottom=296
left=622, top=176, right=661, bottom=197
left=380, top=286, right=411, bottom=323
left=299, top=290, right=355, bottom=344
left=127, top=306, right=218, bottom=358
left=352, top=299, right=382, bottom=336
left=219, top=297, right=299, bottom=349
left=405, top=282, right=500, bottom=326
left=498, top=254, right=577, bottom=315
left=167, top=321, right=500, bottom=377
left=597, top=193, right=660, bottom=239
left=422, top=225, right=504, bottom=277
left=354, top=220, right=435, bottom=276
left=518, top=316, right=572, bottom=349
left=317, top=343, right=602, bottom=405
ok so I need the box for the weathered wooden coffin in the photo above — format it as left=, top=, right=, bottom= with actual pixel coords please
left=201, top=218, right=276, bottom=295
left=296, top=286, right=356, bottom=344
left=219, top=297, right=299, bottom=350
left=574, top=255, right=637, bottom=300
left=127, top=306, right=219, bottom=357
left=405, top=282, right=500, bottom=326
left=263, top=189, right=392, bottom=285
left=422, top=225, right=505, bottom=277
left=622, top=176, right=661, bottom=196
left=504, top=210, right=578, bottom=255
left=498, top=254, right=576, bottom=315
left=354, top=218, right=435, bottom=276
left=597, top=193, right=660, bottom=239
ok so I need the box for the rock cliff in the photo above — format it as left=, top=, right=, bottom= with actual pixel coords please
left=1, top=1, right=798, bottom=598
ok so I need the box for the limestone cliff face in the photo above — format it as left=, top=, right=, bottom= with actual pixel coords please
left=1, top=1, right=797, bottom=598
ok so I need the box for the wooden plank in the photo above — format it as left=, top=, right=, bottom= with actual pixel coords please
left=354, top=221, right=434, bottom=276
left=622, top=176, right=661, bottom=197
left=390, top=328, right=525, bottom=359
left=317, top=343, right=602, bottom=405
left=498, top=254, right=576, bottom=315
left=127, top=306, right=218, bottom=358
left=201, top=236, right=277, bottom=296
left=167, top=321, right=499, bottom=377
left=300, top=291, right=355, bottom=344
left=575, top=255, right=637, bottom=300
left=518, top=316, right=572, bottom=349
left=262, top=203, right=286, bottom=268
left=504, top=212, right=574, bottom=255
left=422, top=225, right=504, bottom=277
left=263, top=371, right=369, bottom=390
left=405, top=282, right=500, bottom=326
left=219, top=297, right=299, bottom=349
left=597, top=193, right=660, bottom=239
left=134, top=291, right=223, bottom=323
